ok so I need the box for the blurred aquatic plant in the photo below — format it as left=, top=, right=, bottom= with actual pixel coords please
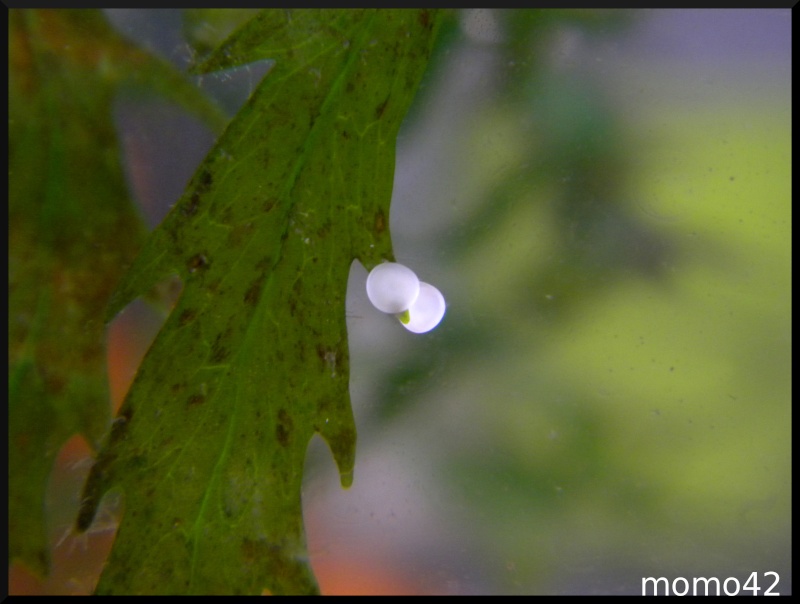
left=365, top=8, right=790, bottom=594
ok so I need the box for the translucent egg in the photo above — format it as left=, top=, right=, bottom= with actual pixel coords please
left=366, top=262, right=420, bottom=314
left=401, top=282, right=446, bottom=334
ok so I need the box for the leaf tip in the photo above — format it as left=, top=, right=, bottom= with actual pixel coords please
left=318, top=416, right=356, bottom=491
left=339, top=469, right=354, bottom=490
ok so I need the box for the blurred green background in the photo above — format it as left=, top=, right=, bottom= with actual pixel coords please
left=12, top=9, right=790, bottom=595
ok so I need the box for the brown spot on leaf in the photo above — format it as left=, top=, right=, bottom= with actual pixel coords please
left=178, top=308, right=197, bottom=326
left=198, top=169, right=213, bottom=190
left=316, top=220, right=331, bottom=238
left=187, top=253, right=209, bottom=273
left=210, top=328, right=232, bottom=363
left=375, top=97, right=390, bottom=119
left=210, top=344, right=229, bottom=364
left=419, top=9, right=432, bottom=29
left=181, top=193, right=200, bottom=218
left=276, top=408, right=293, bottom=447
left=182, top=170, right=212, bottom=217
left=187, top=394, right=205, bottom=407
left=241, top=538, right=277, bottom=566
left=244, top=276, right=265, bottom=307
left=374, top=208, right=386, bottom=235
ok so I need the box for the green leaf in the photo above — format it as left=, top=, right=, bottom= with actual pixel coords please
left=77, top=9, right=441, bottom=595
left=8, top=8, right=225, bottom=577
left=181, top=9, right=264, bottom=62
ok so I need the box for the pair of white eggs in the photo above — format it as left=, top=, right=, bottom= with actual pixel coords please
left=365, top=262, right=446, bottom=334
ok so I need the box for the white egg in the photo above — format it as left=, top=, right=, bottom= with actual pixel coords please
left=401, top=282, right=446, bottom=334
left=366, top=262, right=420, bottom=314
